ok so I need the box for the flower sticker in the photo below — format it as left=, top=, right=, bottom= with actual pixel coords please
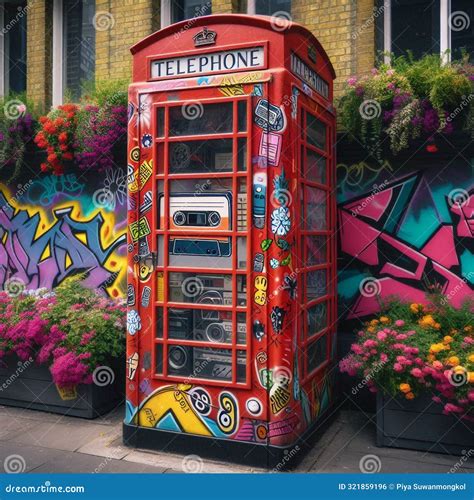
left=270, top=258, right=279, bottom=269
left=127, top=310, right=141, bottom=336
left=271, top=207, right=291, bottom=236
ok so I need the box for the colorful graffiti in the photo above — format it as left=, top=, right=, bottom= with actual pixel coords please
left=0, top=182, right=127, bottom=297
left=337, top=163, right=474, bottom=319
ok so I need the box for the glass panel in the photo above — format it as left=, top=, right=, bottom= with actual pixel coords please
left=155, top=308, right=164, bottom=338
left=156, top=143, right=164, bottom=174
left=306, top=270, right=327, bottom=301
left=168, top=273, right=232, bottom=305
left=306, top=150, right=326, bottom=184
left=171, top=0, right=211, bottom=23
left=305, top=235, right=327, bottom=266
left=307, top=334, right=327, bottom=374
left=157, top=108, right=165, bottom=138
left=169, top=102, right=233, bottom=136
left=4, top=2, right=27, bottom=93
left=192, top=347, right=235, bottom=381
left=305, top=187, right=326, bottom=230
left=307, top=302, right=327, bottom=336
left=237, top=350, right=246, bottom=383
left=237, top=237, right=247, bottom=269
left=63, top=0, right=96, bottom=101
left=237, top=138, right=247, bottom=171
left=238, top=101, right=247, bottom=131
left=306, top=114, right=326, bottom=150
left=256, top=0, right=291, bottom=16
left=451, top=0, right=474, bottom=60
left=237, top=277, right=247, bottom=307
left=168, top=344, right=194, bottom=377
left=167, top=308, right=247, bottom=345
left=155, top=344, right=163, bottom=374
left=169, top=139, right=233, bottom=173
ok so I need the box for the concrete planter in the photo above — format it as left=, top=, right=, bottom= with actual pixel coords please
left=376, top=392, right=473, bottom=455
left=0, top=355, right=124, bottom=419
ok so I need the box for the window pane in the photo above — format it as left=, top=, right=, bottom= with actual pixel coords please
left=171, top=0, right=211, bottom=23
left=306, top=114, right=326, bottom=150
left=307, top=302, right=327, bottom=337
left=307, top=334, right=327, bottom=374
left=306, top=270, right=327, bottom=301
left=4, top=2, right=27, bottom=93
left=451, top=1, right=474, bottom=60
left=306, top=150, right=326, bottom=184
left=305, top=235, right=327, bottom=266
left=391, top=0, right=440, bottom=58
left=193, top=347, right=236, bottom=381
left=255, top=0, right=291, bottom=16
left=168, top=308, right=247, bottom=345
left=169, top=102, right=233, bottom=136
left=305, top=187, right=326, bottom=230
left=63, top=0, right=96, bottom=100
left=169, top=139, right=233, bottom=173
left=238, top=100, right=247, bottom=131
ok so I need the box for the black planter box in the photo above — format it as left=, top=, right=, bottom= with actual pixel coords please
left=376, top=392, right=474, bottom=455
left=0, top=356, right=125, bottom=419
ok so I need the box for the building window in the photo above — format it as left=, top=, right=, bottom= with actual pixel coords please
left=247, top=0, right=291, bottom=16
left=53, top=0, right=96, bottom=104
left=380, top=0, right=473, bottom=61
left=1, top=1, right=28, bottom=96
left=160, top=0, right=211, bottom=28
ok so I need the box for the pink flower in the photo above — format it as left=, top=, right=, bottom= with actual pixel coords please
left=394, top=363, right=404, bottom=373
left=377, top=331, right=387, bottom=341
left=347, top=76, right=358, bottom=86
left=380, top=353, right=388, bottom=363
left=443, top=403, right=464, bottom=414
left=351, top=344, right=363, bottom=355
left=363, top=339, right=378, bottom=348
left=371, top=68, right=379, bottom=75
left=432, top=396, right=442, bottom=403
left=395, top=320, right=405, bottom=327
left=410, top=368, right=423, bottom=378
left=396, top=334, right=407, bottom=340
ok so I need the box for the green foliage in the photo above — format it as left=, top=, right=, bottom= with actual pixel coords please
left=81, top=79, right=129, bottom=108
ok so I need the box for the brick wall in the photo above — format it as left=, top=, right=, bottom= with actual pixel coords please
left=26, top=0, right=52, bottom=109
left=95, top=0, right=158, bottom=83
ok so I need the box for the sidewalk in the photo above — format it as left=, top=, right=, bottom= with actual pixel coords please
left=0, top=404, right=472, bottom=474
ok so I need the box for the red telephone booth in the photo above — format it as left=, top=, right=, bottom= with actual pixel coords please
left=125, top=14, right=337, bottom=468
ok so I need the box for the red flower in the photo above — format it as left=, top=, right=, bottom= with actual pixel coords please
left=62, top=152, right=73, bottom=161
left=58, top=132, right=68, bottom=143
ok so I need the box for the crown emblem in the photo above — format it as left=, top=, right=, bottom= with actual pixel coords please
left=193, top=27, right=217, bottom=47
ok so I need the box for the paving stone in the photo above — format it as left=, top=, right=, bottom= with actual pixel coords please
left=76, top=430, right=129, bottom=460
left=0, top=441, right=66, bottom=473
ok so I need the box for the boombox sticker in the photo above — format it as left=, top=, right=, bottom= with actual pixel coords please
left=254, top=99, right=287, bottom=133
left=159, top=192, right=232, bottom=257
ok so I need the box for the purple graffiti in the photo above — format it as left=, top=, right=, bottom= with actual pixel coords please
left=0, top=192, right=126, bottom=293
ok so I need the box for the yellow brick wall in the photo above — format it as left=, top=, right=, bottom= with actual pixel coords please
left=26, top=0, right=52, bottom=110
left=95, top=0, right=158, bottom=83
left=292, top=0, right=375, bottom=98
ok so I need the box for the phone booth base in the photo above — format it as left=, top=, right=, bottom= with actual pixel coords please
left=125, top=14, right=337, bottom=470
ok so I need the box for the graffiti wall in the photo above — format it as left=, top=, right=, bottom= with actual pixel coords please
left=0, top=168, right=128, bottom=298
left=337, top=140, right=473, bottom=325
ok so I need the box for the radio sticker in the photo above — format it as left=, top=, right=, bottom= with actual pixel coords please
left=252, top=173, right=267, bottom=229
left=254, top=99, right=287, bottom=133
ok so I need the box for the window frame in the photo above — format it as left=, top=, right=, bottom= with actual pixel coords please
left=381, top=0, right=468, bottom=63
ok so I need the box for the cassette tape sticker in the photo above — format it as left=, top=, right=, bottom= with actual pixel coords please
left=141, top=286, right=151, bottom=308
left=254, top=99, right=287, bottom=133
left=252, top=173, right=267, bottom=229
left=259, top=132, right=282, bottom=167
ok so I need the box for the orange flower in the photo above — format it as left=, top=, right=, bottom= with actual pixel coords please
left=410, top=303, right=420, bottom=313
left=405, top=392, right=415, bottom=400
left=399, top=383, right=411, bottom=394
left=443, top=336, right=453, bottom=344
left=447, top=356, right=460, bottom=366
left=379, top=316, right=390, bottom=324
